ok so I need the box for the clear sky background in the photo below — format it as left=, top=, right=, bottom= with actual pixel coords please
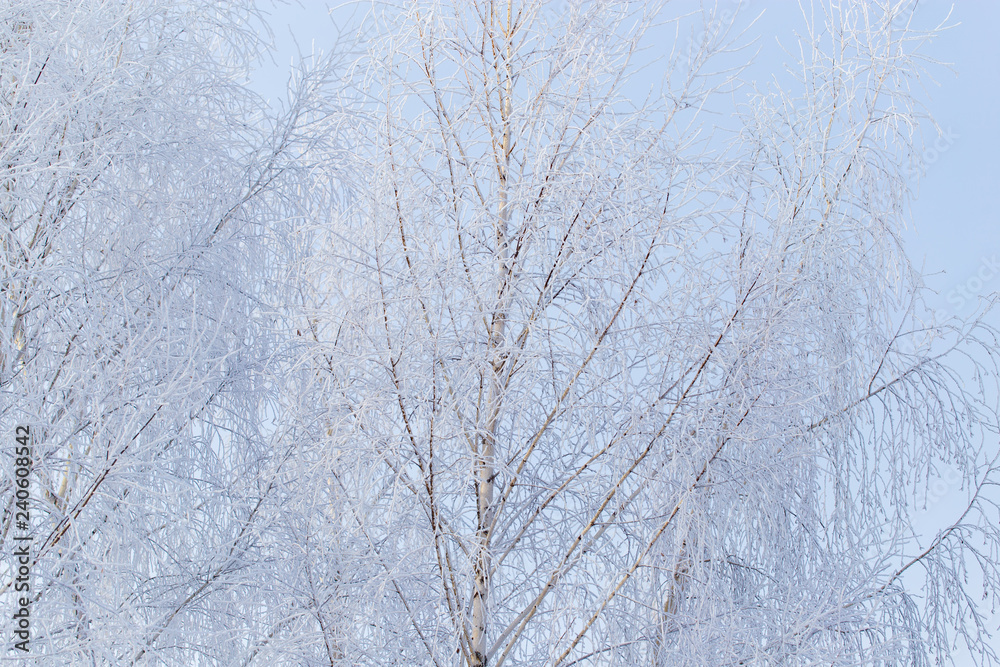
left=249, top=1, right=1000, bottom=662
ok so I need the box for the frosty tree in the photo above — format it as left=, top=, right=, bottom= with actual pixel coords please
left=0, top=0, right=321, bottom=662
left=292, top=1, right=1000, bottom=665
left=2, top=0, right=998, bottom=664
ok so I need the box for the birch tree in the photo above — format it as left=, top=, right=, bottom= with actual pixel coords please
left=0, top=1, right=321, bottom=661
left=296, top=1, right=1000, bottom=665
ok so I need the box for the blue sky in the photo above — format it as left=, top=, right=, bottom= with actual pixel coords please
left=251, top=0, right=1000, bottom=323
left=890, top=1, right=1000, bottom=327
left=249, top=1, right=1000, bottom=661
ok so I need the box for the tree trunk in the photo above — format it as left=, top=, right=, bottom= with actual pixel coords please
left=471, top=7, right=515, bottom=664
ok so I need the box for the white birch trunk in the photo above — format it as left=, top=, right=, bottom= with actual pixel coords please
left=471, top=8, right=515, bottom=663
